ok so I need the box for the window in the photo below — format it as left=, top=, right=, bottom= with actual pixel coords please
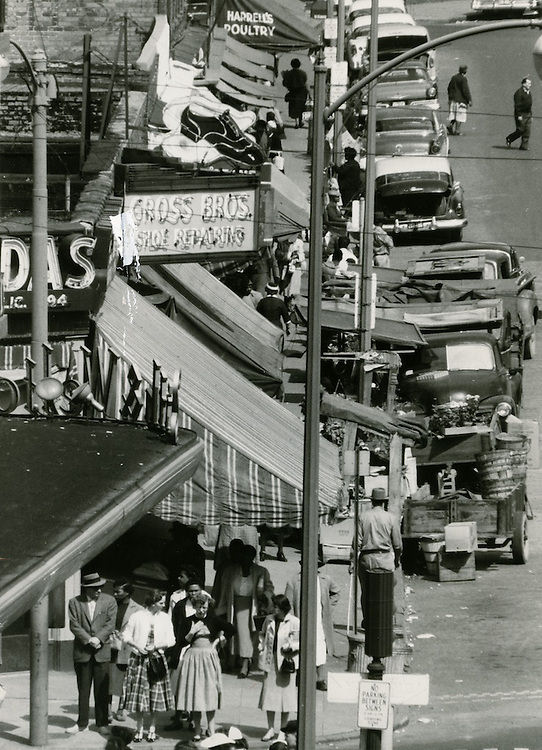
left=445, top=343, right=495, bottom=371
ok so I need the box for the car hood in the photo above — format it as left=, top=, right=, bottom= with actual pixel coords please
left=400, top=369, right=506, bottom=412
left=375, top=131, right=433, bottom=155
left=376, top=82, right=432, bottom=102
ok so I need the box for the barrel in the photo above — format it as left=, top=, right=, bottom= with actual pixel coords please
left=476, top=450, right=515, bottom=500
left=420, top=536, right=444, bottom=576
left=495, top=432, right=528, bottom=450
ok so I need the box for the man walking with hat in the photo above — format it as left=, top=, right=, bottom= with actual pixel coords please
left=66, top=572, right=117, bottom=735
left=354, top=488, right=402, bottom=626
left=447, top=64, right=472, bottom=136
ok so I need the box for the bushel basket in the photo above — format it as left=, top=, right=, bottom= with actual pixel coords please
left=476, top=450, right=516, bottom=500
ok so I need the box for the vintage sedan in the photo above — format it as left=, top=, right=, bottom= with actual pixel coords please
left=362, top=23, right=436, bottom=81
left=471, top=0, right=541, bottom=15
left=374, top=156, right=467, bottom=241
left=370, top=107, right=448, bottom=156
left=365, top=61, right=439, bottom=110
left=347, top=13, right=415, bottom=71
left=349, top=0, right=406, bottom=23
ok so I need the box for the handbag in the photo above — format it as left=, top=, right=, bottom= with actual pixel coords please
left=280, top=655, right=296, bottom=674
left=147, top=651, right=167, bottom=681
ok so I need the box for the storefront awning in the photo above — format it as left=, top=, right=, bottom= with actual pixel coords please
left=261, top=163, right=310, bottom=238
left=0, top=415, right=202, bottom=629
left=95, top=277, right=341, bottom=527
left=140, top=263, right=284, bottom=396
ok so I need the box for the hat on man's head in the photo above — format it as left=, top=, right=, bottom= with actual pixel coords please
left=200, top=733, right=234, bottom=749
left=459, top=65, right=467, bottom=73
left=371, top=487, right=388, bottom=503
left=265, top=282, right=279, bottom=294
left=81, top=572, right=106, bottom=587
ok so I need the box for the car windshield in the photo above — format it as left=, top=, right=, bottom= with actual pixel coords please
left=351, top=7, right=403, bottom=20
left=445, top=343, right=495, bottom=371
left=377, top=36, right=429, bottom=56
left=381, top=68, right=426, bottom=82
left=376, top=116, right=433, bottom=132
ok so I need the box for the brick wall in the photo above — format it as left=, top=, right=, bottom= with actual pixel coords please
left=4, top=0, right=187, bottom=63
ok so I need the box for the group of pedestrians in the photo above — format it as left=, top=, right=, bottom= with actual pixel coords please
left=66, top=538, right=339, bottom=744
left=447, top=63, right=533, bottom=151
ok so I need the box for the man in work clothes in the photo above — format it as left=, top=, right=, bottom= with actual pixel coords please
left=447, top=65, right=472, bottom=135
left=354, top=488, right=402, bottom=626
left=66, top=572, right=117, bottom=735
left=507, top=77, right=532, bottom=151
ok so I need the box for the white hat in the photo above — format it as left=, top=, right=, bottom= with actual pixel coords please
left=200, top=733, right=234, bottom=748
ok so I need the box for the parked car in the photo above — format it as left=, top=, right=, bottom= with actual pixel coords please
left=349, top=0, right=406, bottom=23
left=363, top=23, right=436, bottom=81
left=347, top=13, right=415, bottom=71
left=398, top=330, right=523, bottom=418
left=471, top=0, right=541, bottom=15
left=369, top=107, right=449, bottom=156
left=407, top=241, right=539, bottom=357
left=357, top=61, right=438, bottom=113
left=373, top=156, right=467, bottom=241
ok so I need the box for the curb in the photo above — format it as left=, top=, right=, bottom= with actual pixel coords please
left=315, top=714, right=410, bottom=746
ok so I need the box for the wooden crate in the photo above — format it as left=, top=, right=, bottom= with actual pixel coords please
left=437, top=550, right=476, bottom=582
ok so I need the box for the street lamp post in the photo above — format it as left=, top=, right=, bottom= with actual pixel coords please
left=300, top=15, right=542, bottom=750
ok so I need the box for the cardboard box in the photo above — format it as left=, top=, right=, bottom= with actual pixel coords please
left=444, top=521, right=477, bottom=553
left=437, top=550, right=476, bottom=582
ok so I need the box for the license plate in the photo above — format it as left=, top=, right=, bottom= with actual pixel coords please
left=405, top=220, right=431, bottom=231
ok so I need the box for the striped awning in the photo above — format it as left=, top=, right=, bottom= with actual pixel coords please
left=94, top=277, right=341, bottom=527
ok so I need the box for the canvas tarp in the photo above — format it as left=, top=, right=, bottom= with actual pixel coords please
left=95, top=277, right=341, bottom=527
left=140, top=263, right=284, bottom=396
left=216, top=0, right=322, bottom=51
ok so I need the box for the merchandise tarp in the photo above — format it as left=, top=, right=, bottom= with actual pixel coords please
left=95, top=277, right=341, bottom=527
left=216, top=0, right=322, bottom=51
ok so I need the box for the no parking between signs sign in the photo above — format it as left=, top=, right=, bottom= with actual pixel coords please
left=357, top=680, right=391, bottom=730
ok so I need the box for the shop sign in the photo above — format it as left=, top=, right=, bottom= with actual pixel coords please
left=223, top=10, right=275, bottom=39
left=0, top=233, right=104, bottom=314
left=124, top=188, right=257, bottom=261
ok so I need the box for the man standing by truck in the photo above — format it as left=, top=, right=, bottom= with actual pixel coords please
left=353, top=487, right=402, bottom=627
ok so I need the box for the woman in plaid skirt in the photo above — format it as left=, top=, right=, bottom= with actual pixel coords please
left=120, top=590, right=176, bottom=742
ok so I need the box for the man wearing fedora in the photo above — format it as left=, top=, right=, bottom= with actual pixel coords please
left=354, top=488, right=402, bottom=626
left=66, top=572, right=117, bottom=735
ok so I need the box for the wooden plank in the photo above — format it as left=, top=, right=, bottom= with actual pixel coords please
left=223, top=49, right=275, bottom=83
left=219, top=63, right=278, bottom=99
left=388, top=434, right=403, bottom=517
left=218, top=29, right=276, bottom=69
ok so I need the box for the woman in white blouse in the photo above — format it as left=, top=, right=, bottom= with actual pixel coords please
left=120, top=590, right=175, bottom=743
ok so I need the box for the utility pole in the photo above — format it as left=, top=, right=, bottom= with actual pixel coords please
left=30, top=48, right=49, bottom=385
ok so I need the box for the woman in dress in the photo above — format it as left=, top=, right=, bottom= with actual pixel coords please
left=281, top=59, right=308, bottom=129
left=216, top=544, right=274, bottom=679
left=120, top=589, right=176, bottom=743
left=175, top=593, right=234, bottom=740
left=258, top=594, right=300, bottom=742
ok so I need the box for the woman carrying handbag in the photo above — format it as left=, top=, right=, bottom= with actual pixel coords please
left=258, top=594, right=300, bottom=742
left=120, top=590, right=175, bottom=743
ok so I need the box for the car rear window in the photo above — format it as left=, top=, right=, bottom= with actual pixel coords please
left=377, top=170, right=449, bottom=186
left=381, top=68, right=426, bottom=82
left=445, top=343, right=495, bottom=371
left=377, top=117, right=433, bottom=132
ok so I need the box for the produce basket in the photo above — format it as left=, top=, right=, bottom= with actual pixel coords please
left=495, top=433, right=530, bottom=484
left=476, top=450, right=515, bottom=500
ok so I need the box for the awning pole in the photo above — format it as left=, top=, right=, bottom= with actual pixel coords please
left=29, top=595, right=49, bottom=746
left=298, top=54, right=327, bottom=750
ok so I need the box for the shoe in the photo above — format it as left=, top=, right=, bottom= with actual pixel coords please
left=114, top=709, right=127, bottom=722
left=97, top=726, right=111, bottom=736
left=133, top=729, right=144, bottom=743
left=147, top=729, right=158, bottom=742
left=180, top=106, right=265, bottom=166
left=519, top=146, right=529, bottom=151
left=276, top=551, right=287, bottom=562
left=506, top=137, right=512, bottom=147
left=65, top=724, right=88, bottom=734
left=316, top=680, right=328, bottom=691
left=193, top=734, right=202, bottom=742
left=261, top=729, right=276, bottom=741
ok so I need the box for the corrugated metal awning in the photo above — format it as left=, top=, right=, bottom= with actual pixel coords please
left=95, top=277, right=341, bottom=527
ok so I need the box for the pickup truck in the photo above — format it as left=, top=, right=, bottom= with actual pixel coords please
left=405, top=241, right=538, bottom=358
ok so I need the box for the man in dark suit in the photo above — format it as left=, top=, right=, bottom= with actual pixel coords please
left=66, top=572, right=117, bottom=735
left=507, top=77, right=533, bottom=151
left=336, top=147, right=365, bottom=211
left=256, top=283, right=290, bottom=335
left=447, top=65, right=472, bottom=135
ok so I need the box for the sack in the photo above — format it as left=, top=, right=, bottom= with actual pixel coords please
left=147, top=652, right=167, bottom=682
left=280, top=656, right=296, bottom=674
